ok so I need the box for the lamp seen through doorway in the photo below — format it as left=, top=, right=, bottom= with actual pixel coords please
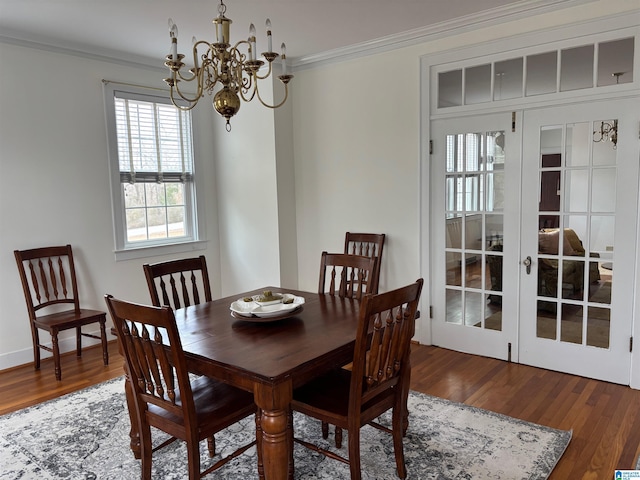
left=592, top=72, right=623, bottom=149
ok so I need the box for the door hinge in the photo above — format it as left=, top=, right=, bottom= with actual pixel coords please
left=631, top=336, right=634, bottom=353
left=429, top=305, right=433, bottom=319
left=429, top=140, right=433, bottom=155
left=512, top=111, right=516, bottom=132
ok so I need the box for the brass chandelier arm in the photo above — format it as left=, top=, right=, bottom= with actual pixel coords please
left=170, top=64, right=205, bottom=106
left=254, top=82, right=290, bottom=110
left=253, top=61, right=274, bottom=81
left=239, top=83, right=258, bottom=103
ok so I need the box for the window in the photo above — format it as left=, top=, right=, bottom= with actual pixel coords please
left=445, top=132, right=503, bottom=217
left=104, top=83, right=203, bottom=260
left=436, top=34, right=635, bottom=110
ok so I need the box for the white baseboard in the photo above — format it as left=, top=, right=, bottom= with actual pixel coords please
left=0, top=328, right=116, bottom=372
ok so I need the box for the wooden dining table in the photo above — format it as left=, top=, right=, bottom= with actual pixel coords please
left=120, top=286, right=363, bottom=480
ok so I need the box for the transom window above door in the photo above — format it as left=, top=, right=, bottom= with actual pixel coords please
left=437, top=36, right=635, bottom=108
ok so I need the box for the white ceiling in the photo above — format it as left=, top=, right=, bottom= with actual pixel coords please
left=0, top=0, right=568, bottom=65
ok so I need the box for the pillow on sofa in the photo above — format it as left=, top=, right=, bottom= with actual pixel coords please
left=539, top=229, right=575, bottom=255
left=564, top=228, right=585, bottom=255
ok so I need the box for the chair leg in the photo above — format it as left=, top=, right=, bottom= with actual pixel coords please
left=321, top=421, right=329, bottom=439
left=51, top=330, right=62, bottom=381
left=100, top=320, right=109, bottom=366
left=76, top=326, right=82, bottom=356
left=139, top=422, right=153, bottom=480
left=347, top=428, right=362, bottom=480
left=392, top=406, right=407, bottom=479
left=287, top=408, right=294, bottom=480
left=335, top=426, right=343, bottom=449
left=186, top=435, right=201, bottom=480
left=256, top=410, right=264, bottom=480
left=206, top=436, right=216, bottom=458
left=32, top=328, right=41, bottom=371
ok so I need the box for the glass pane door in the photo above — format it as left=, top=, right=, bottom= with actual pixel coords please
left=431, top=113, right=519, bottom=360
left=445, top=131, right=505, bottom=331
left=519, top=100, right=637, bottom=384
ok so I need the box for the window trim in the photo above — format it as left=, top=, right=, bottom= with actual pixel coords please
left=103, top=81, right=206, bottom=261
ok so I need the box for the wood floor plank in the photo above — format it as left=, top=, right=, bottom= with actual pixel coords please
left=1, top=342, right=639, bottom=477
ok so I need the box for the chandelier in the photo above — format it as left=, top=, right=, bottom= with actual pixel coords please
left=163, top=0, right=294, bottom=131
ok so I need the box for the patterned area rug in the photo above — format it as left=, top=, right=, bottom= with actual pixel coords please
left=0, top=377, right=571, bottom=479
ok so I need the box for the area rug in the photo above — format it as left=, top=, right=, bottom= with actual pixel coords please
left=0, top=377, right=571, bottom=479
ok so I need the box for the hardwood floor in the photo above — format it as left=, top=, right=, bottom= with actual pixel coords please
left=1, top=341, right=639, bottom=479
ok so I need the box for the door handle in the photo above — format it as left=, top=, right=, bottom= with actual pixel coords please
left=523, top=256, right=532, bottom=275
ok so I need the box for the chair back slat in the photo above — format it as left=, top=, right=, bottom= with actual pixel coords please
left=351, top=279, right=423, bottom=406
left=44, top=259, right=54, bottom=300
left=318, top=252, right=378, bottom=299
left=168, top=274, right=181, bottom=309
left=15, top=245, right=81, bottom=315
left=106, top=296, right=192, bottom=419
left=344, top=233, right=385, bottom=294
left=144, top=256, right=212, bottom=311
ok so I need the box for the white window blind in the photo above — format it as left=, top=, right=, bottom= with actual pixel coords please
left=114, top=93, right=194, bottom=184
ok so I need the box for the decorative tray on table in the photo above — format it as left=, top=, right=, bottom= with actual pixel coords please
left=230, top=291, right=305, bottom=322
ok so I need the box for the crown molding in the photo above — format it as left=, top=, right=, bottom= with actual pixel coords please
left=0, top=0, right=618, bottom=73
left=0, top=28, right=165, bottom=72
left=292, top=0, right=599, bottom=70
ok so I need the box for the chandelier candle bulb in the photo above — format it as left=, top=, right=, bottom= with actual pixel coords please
left=170, top=38, right=178, bottom=61
left=249, top=23, right=256, bottom=61
left=168, top=19, right=178, bottom=61
left=281, top=42, right=287, bottom=75
left=266, top=19, right=272, bottom=52
left=191, top=36, right=199, bottom=70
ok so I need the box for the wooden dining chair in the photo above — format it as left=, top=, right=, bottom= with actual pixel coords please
left=14, top=245, right=109, bottom=381
left=143, top=255, right=229, bottom=458
left=291, top=279, right=423, bottom=480
left=105, top=295, right=259, bottom=480
left=317, top=251, right=379, bottom=442
left=318, top=251, right=379, bottom=299
left=143, top=256, right=212, bottom=310
left=344, top=232, right=385, bottom=294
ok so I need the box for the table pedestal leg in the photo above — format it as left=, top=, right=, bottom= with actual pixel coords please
left=254, top=381, right=292, bottom=480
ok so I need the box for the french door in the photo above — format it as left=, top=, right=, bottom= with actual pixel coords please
left=431, top=112, right=520, bottom=360
left=431, top=99, right=638, bottom=383
left=519, top=99, right=638, bottom=384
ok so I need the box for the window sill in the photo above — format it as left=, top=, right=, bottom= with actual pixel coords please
left=114, top=240, right=208, bottom=262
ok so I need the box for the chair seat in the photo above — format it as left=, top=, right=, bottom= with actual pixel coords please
left=148, top=375, right=256, bottom=434
left=292, top=368, right=396, bottom=427
left=32, top=309, right=106, bottom=330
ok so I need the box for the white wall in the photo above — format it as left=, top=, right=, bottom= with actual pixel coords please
left=291, top=51, right=422, bottom=295
left=0, top=43, right=225, bottom=369
left=211, top=80, right=283, bottom=297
